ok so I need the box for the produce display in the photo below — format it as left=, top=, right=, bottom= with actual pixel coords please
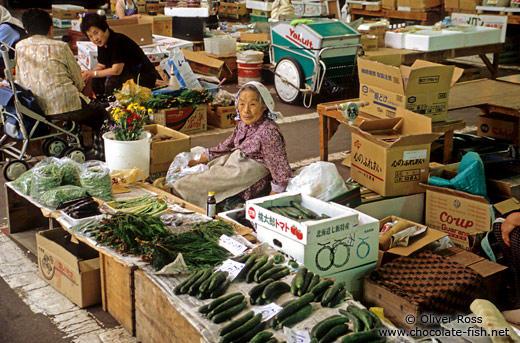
left=57, top=196, right=101, bottom=219
left=144, top=89, right=213, bottom=110
left=12, top=169, right=33, bottom=194
left=267, top=201, right=329, bottom=221
left=60, top=158, right=81, bottom=186
left=30, top=163, right=63, bottom=200
left=39, top=185, right=88, bottom=208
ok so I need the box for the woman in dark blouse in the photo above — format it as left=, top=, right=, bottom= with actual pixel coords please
left=79, top=13, right=157, bottom=96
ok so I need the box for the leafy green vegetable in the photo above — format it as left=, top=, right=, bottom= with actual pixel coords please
left=144, top=89, right=213, bottom=110
left=80, top=162, right=113, bottom=201
left=12, top=170, right=33, bottom=194
left=30, top=164, right=63, bottom=200
left=60, top=158, right=82, bottom=186
left=40, top=185, right=88, bottom=208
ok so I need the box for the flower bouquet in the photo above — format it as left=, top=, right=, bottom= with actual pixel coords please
left=110, top=103, right=152, bottom=141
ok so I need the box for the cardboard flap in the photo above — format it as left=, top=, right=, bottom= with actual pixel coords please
left=182, top=49, right=225, bottom=69
left=79, top=257, right=100, bottom=273
left=387, top=133, right=441, bottom=147
left=405, top=64, right=455, bottom=93
left=396, top=108, right=432, bottom=134
left=388, top=228, right=447, bottom=256
left=494, top=197, right=520, bottom=215
left=357, top=58, right=405, bottom=95
left=410, top=59, right=463, bottom=87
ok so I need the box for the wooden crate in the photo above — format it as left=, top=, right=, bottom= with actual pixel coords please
left=134, top=270, right=203, bottom=343
left=100, top=253, right=137, bottom=335
left=200, top=51, right=237, bottom=83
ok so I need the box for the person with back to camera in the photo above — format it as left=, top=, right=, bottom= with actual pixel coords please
left=115, top=0, right=141, bottom=19
left=171, top=82, right=293, bottom=209
left=80, top=13, right=157, bottom=97
left=0, top=5, right=26, bottom=78
left=15, top=8, right=108, bottom=160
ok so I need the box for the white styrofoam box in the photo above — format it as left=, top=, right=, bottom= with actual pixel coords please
left=71, top=19, right=81, bottom=32
left=77, top=41, right=98, bottom=69
left=53, top=17, right=72, bottom=28
left=304, top=0, right=329, bottom=16
left=404, top=30, right=465, bottom=51
left=444, top=26, right=501, bottom=47
left=204, top=37, right=236, bottom=55
left=153, top=34, right=194, bottom=51
left=142, top=46, right=168, bottom=63
left=218, top=208, right=249, bottom=227
left=52, top=4, right=84, bottom=10
left=292, top=1, right=305, bottom=15
left=246, top=192, right=379, bottom=275
left=397, top=6, right=411, bottom=10
left=165, top=7, right=209, bottom=17
left=384, top=31, right=407, bottom=49
left=246, top=0, right=274, bottom=11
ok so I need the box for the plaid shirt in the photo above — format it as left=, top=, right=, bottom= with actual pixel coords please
left=15, top=35, right=86, bottom=116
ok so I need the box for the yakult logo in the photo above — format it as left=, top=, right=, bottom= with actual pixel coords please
left=354, top=140, right=361, bottom=149
left=287, top=28, right=313, bottom=49
left=248, top=207, right=256, bottom=219
left=440, top=211, right=473, bottom=229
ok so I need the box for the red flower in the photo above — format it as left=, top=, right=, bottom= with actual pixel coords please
left=126, top=116, right=134, bottom=124
left=128, top=126, right=133, bottom=130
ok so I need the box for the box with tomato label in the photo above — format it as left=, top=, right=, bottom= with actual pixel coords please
left=245, top=192, right=379, bottom=276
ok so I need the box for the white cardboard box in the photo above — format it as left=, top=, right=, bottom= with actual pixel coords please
left=77, top=41, right=98, bottom=69
left=246, top=0, right=274, bottom=11
left=246, top=192, right=379, bottom=275
left=384, top=31, right=407, bottom=49
left=53, top=17, right=72, bottom=28
left=404, top=30, right=465, bottom=51
left=444, top=26, right=501, bottom=47
left=164, top=7, right=209, bottom=17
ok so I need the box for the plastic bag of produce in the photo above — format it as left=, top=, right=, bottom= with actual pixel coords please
left=12, top=169, right=33, bottom=194
left=286, top=161, right=348, bottom=201
left=30, top=159, right=63, bottom=200
left=165, top=151, right=209, bottom=186
left=80, top=161, right=113, bottom=201
left=59, top=157, right=82, bottom=186
left=40, top=185, right=88, bottom=208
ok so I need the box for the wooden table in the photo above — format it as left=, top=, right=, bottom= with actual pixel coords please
left=350, top=8, right=442, bottom=25
left=365, top=43, right=504, bottom=80
left=316, top=100, right=466, bottom=164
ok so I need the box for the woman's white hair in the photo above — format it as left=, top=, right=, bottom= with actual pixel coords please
left=239, top=84, right=266, bottom=107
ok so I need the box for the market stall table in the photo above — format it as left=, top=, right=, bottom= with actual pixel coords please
left=316, top=100, right=466, bottom=164
left=349, top=8, right=442, bottom=25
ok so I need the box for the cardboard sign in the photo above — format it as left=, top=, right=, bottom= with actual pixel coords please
left=451, top=13, right=507, bottom=43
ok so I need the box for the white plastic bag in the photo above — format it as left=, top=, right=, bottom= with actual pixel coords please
left=165, top=149, right=209, bottom=186
left=286, top=162, right=348, bottom=201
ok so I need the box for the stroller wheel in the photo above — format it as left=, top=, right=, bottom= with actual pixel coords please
left=3, top=160, right=29, bottom=181
left=64, top=147, right=86, bottom=164
left=43, top=137, right=68, bottom=157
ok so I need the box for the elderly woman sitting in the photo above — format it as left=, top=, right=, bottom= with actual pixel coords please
left=171, top=82, right=292, bottom=208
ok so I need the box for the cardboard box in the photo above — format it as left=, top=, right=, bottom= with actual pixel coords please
left=361, top=35, right=378, bottom=51
left=150, top=104, right=207, bottom=134
left=355, top=192, right=425, bottom=223
left=404, top=30, right=465, bottom=51
left=326, top=262, right=377, bottom=298
left=138, top=15, right=173, bottom=37
left=382, top=0, right=398, bottom=9
left=207, top=105, right=237, bottom=128
left=112, top=23, right=153, bottom=46
left=444, top=0, right=460, bottom=9
left=348, top=109, right=440, bottom=197
left=181, top=48, right=230, bottom=80
left=145, top=2, right=165, bottom=14
left=422, top=168, right=512, bottom=249
left=53, top=17, right=72, bottom=28
left=240, top=33, right=271, bottom=43
left=246, top=192, right=379, bottom=276
left=37, top=229, right=101, bottom=308
left=397, top=0, right=441, bottom=8
left=107, top=17, right=139, bottom=27
left=358, top=58, right=463, bottom=122
left=51, top=5, right=96, bottom=19
left=77, top=41, right=98, bottom=69
left=477, top=113, right=520, bottom=144
left=459, top=0, right=481, bottom=9
left=144, top=124, right=191, bottom=174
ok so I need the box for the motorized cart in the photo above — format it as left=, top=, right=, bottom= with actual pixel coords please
left=270, top=19, right=362, bottom=107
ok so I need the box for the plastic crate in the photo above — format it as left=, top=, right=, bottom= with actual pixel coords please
left=250, top=14, right=269, bottom=22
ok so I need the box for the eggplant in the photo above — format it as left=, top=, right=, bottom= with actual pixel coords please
left=57, top=196, right=92, bottom=210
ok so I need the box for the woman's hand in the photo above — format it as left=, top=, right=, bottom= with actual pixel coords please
left=501, top=212, right=520, bottom=246
left=82, top=70, right=95, bottom=83
left=188, top=153, right=208, bottom=167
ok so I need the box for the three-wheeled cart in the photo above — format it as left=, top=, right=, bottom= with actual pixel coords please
left=270, top=19, right=362, bottom=107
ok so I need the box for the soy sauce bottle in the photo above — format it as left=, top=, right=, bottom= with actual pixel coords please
left=207, top=191, right=216, bottom=219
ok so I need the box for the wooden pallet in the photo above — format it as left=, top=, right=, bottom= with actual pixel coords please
left=476, top=5, right=520, bottom=15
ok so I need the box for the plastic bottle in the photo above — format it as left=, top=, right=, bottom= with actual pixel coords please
left=207, top=191, right=216, bottom=219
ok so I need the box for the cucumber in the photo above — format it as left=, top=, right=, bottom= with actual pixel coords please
left=290, top=274, right=298, bottom=295
left=321, top=281, right=345, bottom=307
left=258, top=266, right=288, bottom=282
left=281, top=206, right=304, bottom=219
left=199, top=303, right=211, bottom=314
left=233, top=254, right=250, bottom=263
left=208, top=271, right=229, bottom=293
left=208, top=292, right=243, bottom=313
left=311, top=315, right=349, bottom=340
left=365, top=310, right=382, bottom=329
left=273, top=254, right=285, bottom=264
left=235, top=253, right=260, bottom=280
left=189, top=268, right=214, bottom=296
left=212, top=301, right=247, bottom=324
left=230, top=320, right=264, bottom=343
left=250, top=331, right=273, bottom=343
left=268, top=267, right=290, bottom=281
left=318, top=323, right=350, bottom=343
left=347, top=305, right=373, bottom=331
left=276, top=303, right=313, bottom=329
left=210, top=278, right=231, bottom=299
left=219, top=311, right=255, bottom=337
left=209, top=294, right=245, bottom=319
left=298, top=271, right=314, bottom=296
left=290, top=201, right=317, bottom=218
left=326, top=288, right=347, bottom=308
left=197, top=291, right=210, bottom=300
left=340, top=329, right=379, bottom=343
left=199, top=271, right=217, bottom=294
left=288, top=260, right=299, bottom=269
left=310, top=279, right=333, bottom=297
left=177, top=270, right=204, bottom=294
left=294, top=267, right=307, bottom=290
left=249, top=279, right=274, bottom=301
left=266, top=338, right=279, bottom=343
left=339, top=309, right=363, bottom=333
left=274, top=293, right=314, bottom=324
left=247, top=255, right=269, bottom=283
left=255, top=259, right=274, bottom=282
left=174, top=270, right=202, bottom=294
left=305, top=274, right=321, bottom=296
left=262, top=281, right=291, bottom=300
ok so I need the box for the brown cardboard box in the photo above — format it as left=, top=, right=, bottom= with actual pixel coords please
left=361, top=35, right=379, bottom=51
left=144, top=124, right=191, bottom=174
left=107, top=17, right=139, bottom=27
left=111, top=23, right=153, bottom=46
left=422, top=168, right=512, bottom=249
left=382, top=0, right=398, bottom=9
left=358, top=58, right=463, bottom=122
left=347, top=108, right=441, bottom=197
left=181, top=49, right=231, bottom=80
left=150, top=105, right=207, bottom=134
left=138, top=15, right=173, bottom=37
left=444, top=0, right=460, bottom=9
left=207, top=105, right=237, bottom=128
left=459, top=0, right=481, bottom=9
left=37, top=229, right=101, bottom=308
left=52, top=7, right=96, bottom=19
left=410, top=0, right=442, bottom=9
left=145, top=2, right=166, bottom=14
left=477, top=113, right=520, bottom=144
left=240, top=33, right=271, bottom=43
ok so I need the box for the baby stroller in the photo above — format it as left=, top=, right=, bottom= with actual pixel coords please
left=0, top=43, right=86, bottom=181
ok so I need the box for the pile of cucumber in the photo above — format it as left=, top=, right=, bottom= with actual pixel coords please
left=218, top=311, right=281, bottom=343
left=198, top=292, right=248, bottom=324
left=174, top=267, right=231, bottom=299
left=234, top=253, right=290, bottom=284
left=267, top=201, right=330, bottom=221
left=291, top=268, right=350, bottom=307
left=249, top=279, right=291, bottom=305
left=269, top=293, right=315, bottom=330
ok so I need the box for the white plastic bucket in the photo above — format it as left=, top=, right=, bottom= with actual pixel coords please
left=103, top=131, right=151, bottom=179
left=237, top=60, right=263, bottom=86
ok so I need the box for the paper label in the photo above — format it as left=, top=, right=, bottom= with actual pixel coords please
left=284, top=327, right=311, bottom=343
left=219, top=234, right=247, bottom=256
left=403, top=149, right=427, bottom=161
left=252, top=303, right=283, bottom=321
left=215, top=259, right=245, bottom=280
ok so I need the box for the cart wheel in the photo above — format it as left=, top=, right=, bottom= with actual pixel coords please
left=2, top=159, right=29, bottom=181
left=64, top=147, right=86, bottom=164
left=274, top=57, right=305, bottom=105
left=44, top=137, right=68, bottom=157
